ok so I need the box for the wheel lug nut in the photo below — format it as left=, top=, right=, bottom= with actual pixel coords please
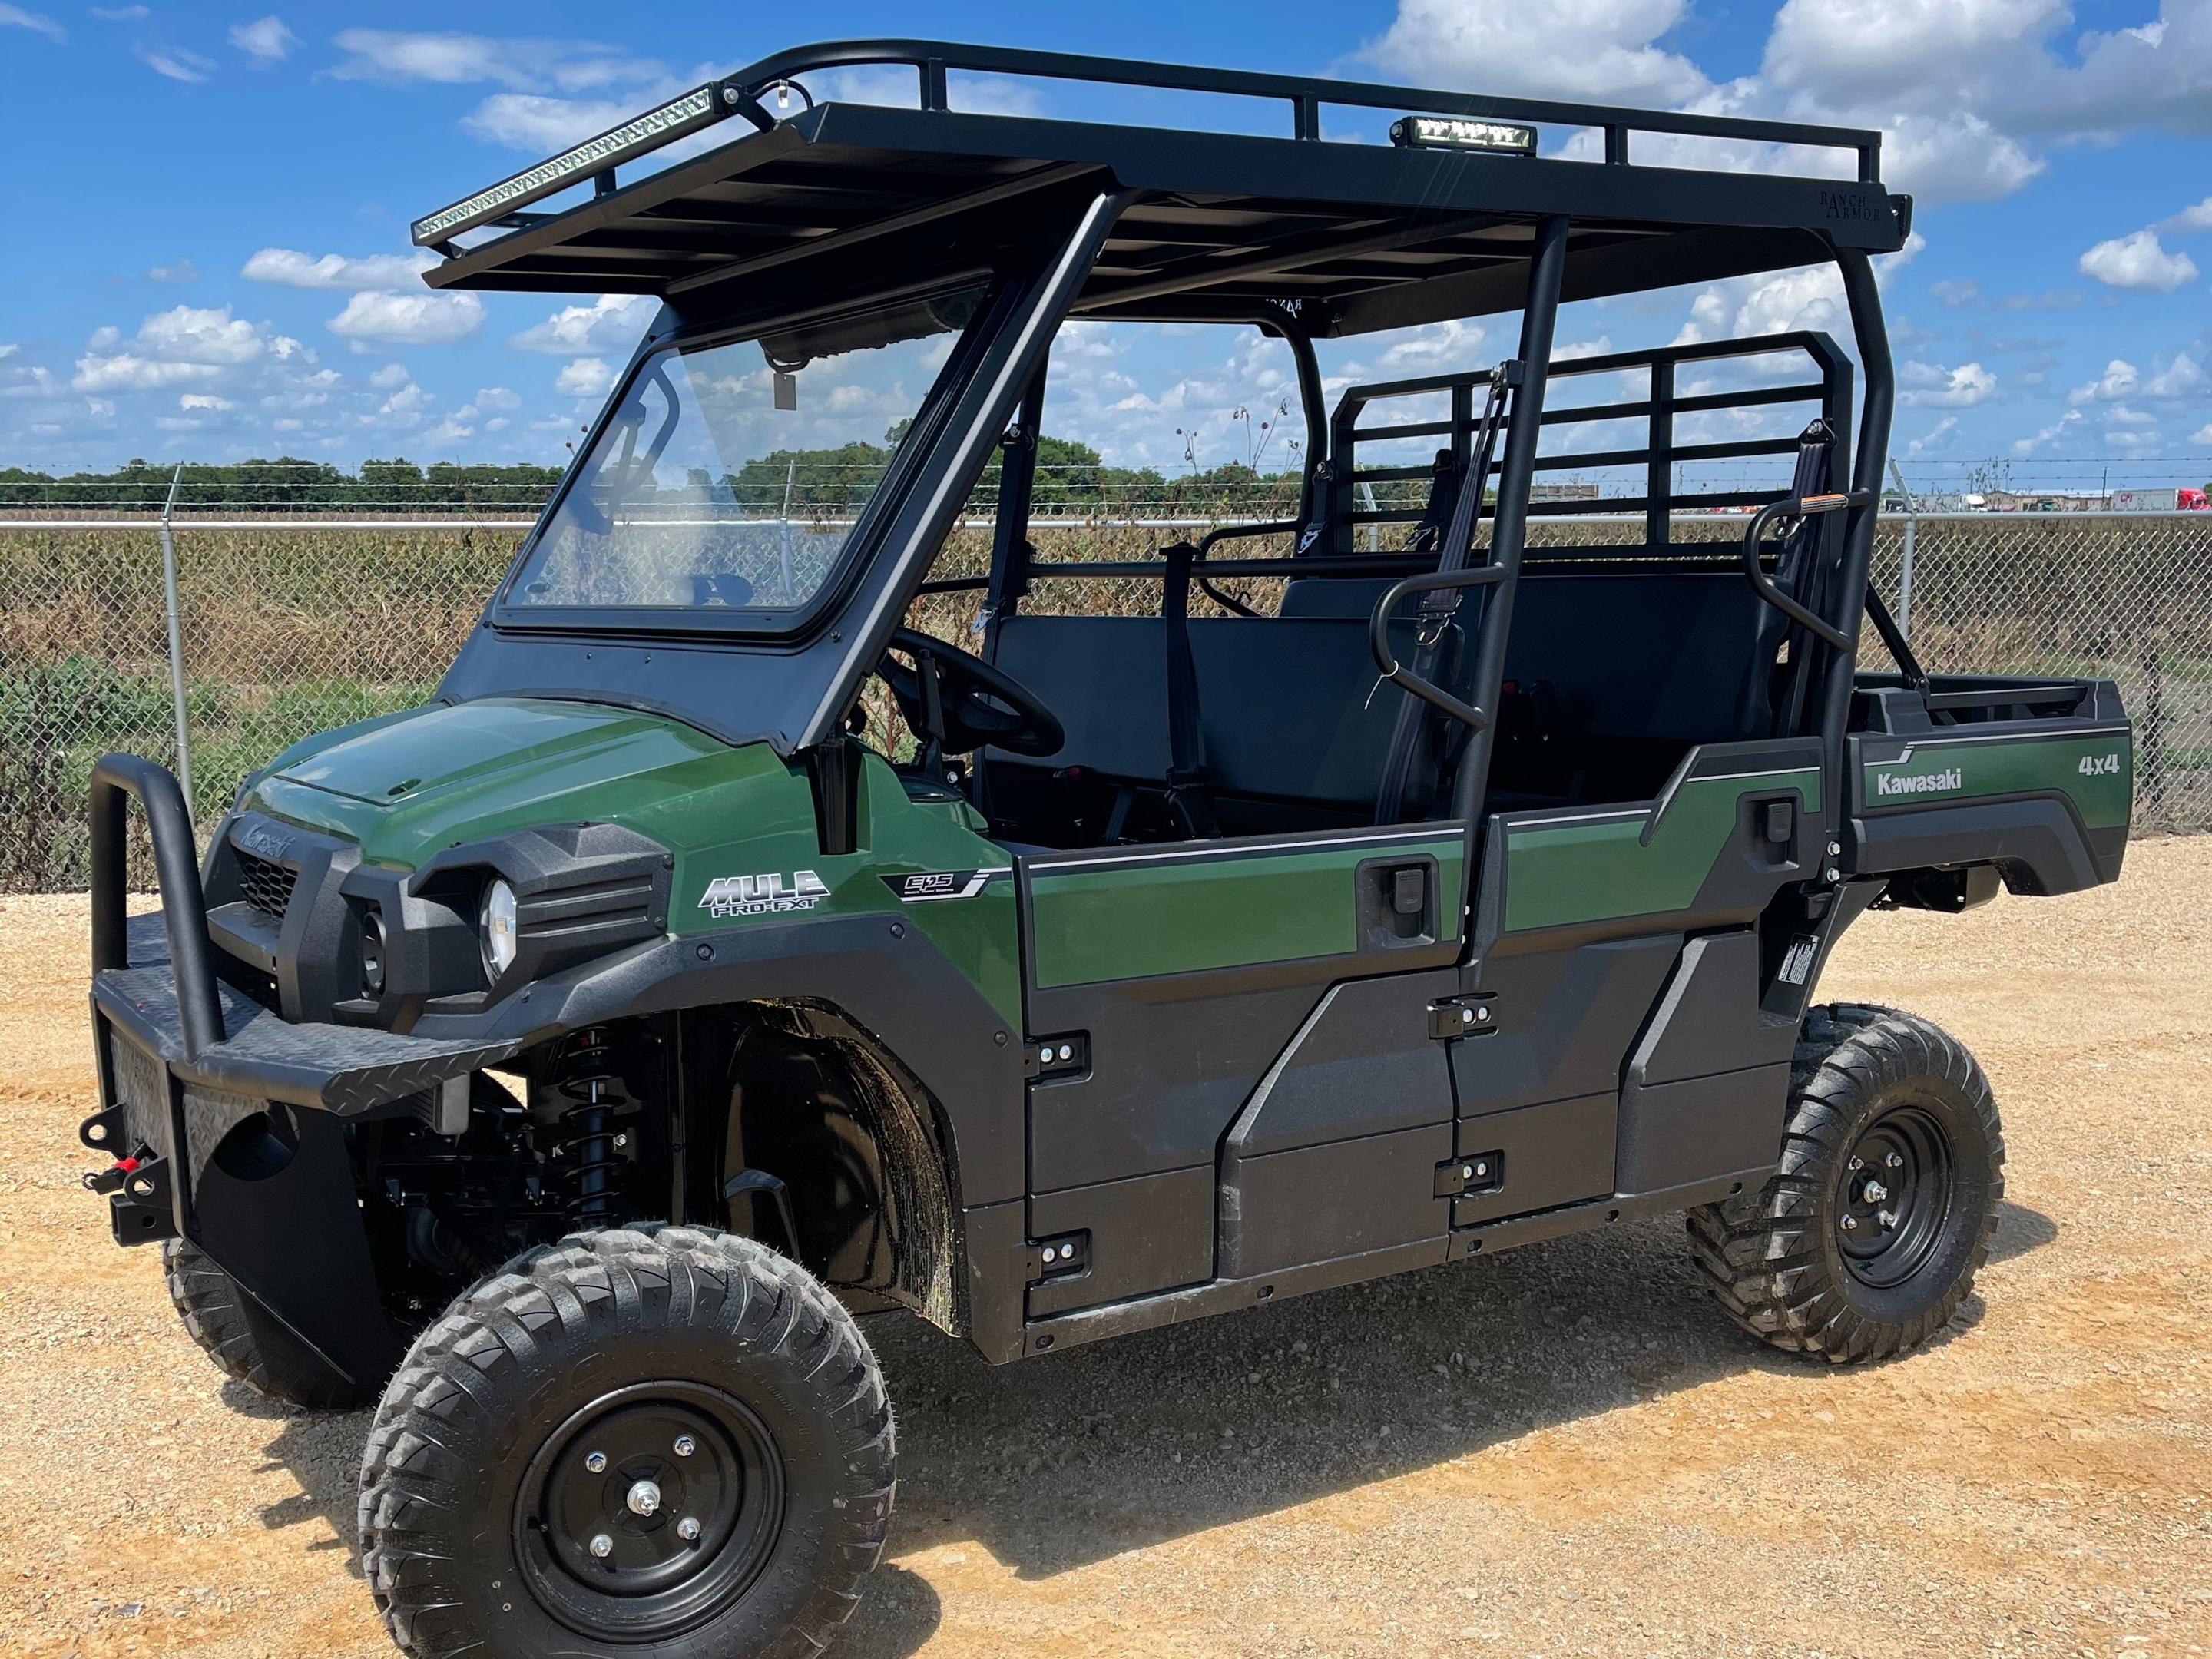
left=589, top=1533, right=613, bottom=1558
left=1839, top=1214, right=1858, bottom=1231
left=584, top=1451, right=607, bottom=1474
left=677, top=1516, right=702, bottom=1541
left=1848, top=1156, right=1863, bottom=1171
left=673, top=1434, right=696, bottom=1458
left=1879, top=1209, right=1898, bottom=1230
left=1886, top=1152, right=1903, bottom=1169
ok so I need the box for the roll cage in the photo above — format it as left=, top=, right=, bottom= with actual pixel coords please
left=423, top=38, right=1904, bottom=822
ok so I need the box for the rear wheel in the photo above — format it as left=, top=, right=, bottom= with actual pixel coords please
left=358, top=1224, right=893, bottom=1659
left=1687, top=1004, right=2005, bottom=1363
left=163, top=1238, right=377, bottom=1411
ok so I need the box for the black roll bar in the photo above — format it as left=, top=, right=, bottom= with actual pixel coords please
left=1448, top=215, right=1571, bottom=824
left=1739, top=491, right=1866, bottom=651
left=90, top=753, right=224, bottom=1060
left=1820, top=248, right=1894, bottom=806
left=1366, top=566, right=1513, bottom=728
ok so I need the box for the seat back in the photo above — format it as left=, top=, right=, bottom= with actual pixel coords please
left=988, top=566, right=1774, bottom=820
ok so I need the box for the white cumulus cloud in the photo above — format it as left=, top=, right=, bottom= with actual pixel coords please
left=327, top=290, right=485, bottom=346
left=555, top=357, right=614, bottom=398
left=1365, top=0, right=1708, bottom=104
left=242, top=247, right=439, bottom=290
left=2079, top=229, right=2199, bottom=293
left=1900, top=360, right=1997, bottom=408
left=230, top=15, right=295, bottom=61
left=511, top=293, right=655, bottom=356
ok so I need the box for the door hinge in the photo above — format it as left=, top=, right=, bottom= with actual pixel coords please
left=1428, top=993, right=1497, bottom=1041
left=1024, top=1230, right=1091, bottom=1282
left=1434, top=1151, right=1505, bottom=1200
left=1025, top=1032, right=1089, bottom=1080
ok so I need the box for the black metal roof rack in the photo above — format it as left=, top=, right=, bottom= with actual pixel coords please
left=416, top=38, right=1909, bottom=337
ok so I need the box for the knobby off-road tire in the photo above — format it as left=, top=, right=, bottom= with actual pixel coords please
left=1688, top=1003, right=2005, bottom=1364
left=358, top=1224, right=893, bottom=1659
left=163, top=1237, right=380, bottom=1411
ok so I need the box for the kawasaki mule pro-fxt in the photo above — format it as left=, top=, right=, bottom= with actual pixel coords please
left=81, top=40, right=2132, bottom=1659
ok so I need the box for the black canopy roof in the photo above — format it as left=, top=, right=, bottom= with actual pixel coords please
left=419, top=40, right=1908, bottom=338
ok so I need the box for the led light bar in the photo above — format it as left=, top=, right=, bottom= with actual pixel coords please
left=412, top=82, right=739, bottom=247
left=1389, top=114, right=1539, bottom=156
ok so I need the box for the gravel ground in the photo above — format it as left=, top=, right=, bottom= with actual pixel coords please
left=3, top=840, right=2210, bottom=1659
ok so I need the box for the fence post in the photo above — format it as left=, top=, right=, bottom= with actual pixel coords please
left=1886, top=459, right=1918, bottom=641
left=157, top=464, right=195, bottom=823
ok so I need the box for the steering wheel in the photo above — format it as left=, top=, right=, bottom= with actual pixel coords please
left=876, top=628, right=1063, bottom=759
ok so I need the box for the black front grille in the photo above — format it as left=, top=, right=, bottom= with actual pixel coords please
left=235, top=849, right=297, bottom=919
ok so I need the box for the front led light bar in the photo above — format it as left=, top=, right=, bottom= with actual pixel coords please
left=1389, top=114, right=1539, bottom=156
left=412, top=82, right=738, bottom=247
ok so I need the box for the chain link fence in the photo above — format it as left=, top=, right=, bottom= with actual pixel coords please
left=3, top=511, right=2207, bottom=891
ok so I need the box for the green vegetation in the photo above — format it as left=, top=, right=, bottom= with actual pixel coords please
left=0, top=457, right=567, bottom=513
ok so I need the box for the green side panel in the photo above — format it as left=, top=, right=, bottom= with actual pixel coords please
left=1028, top=836, right=1464, bottom=990
left=246, top=700, right=1025, bottom=1031
left=1502, top=768, right=1821, bottom=933
left=1861, top=731, right=2132, bottom=831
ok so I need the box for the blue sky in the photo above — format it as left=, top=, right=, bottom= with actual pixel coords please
left=1, top=1, right=2207, bottom=492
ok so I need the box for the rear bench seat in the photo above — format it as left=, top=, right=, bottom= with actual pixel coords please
left=984, top=565, right=1775, bottom=828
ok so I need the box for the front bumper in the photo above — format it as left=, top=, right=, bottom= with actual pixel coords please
left=84, top=755, right=517, bottom=1392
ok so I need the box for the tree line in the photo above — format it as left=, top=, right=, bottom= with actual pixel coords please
left=0, top=434, right=1307, bottom=516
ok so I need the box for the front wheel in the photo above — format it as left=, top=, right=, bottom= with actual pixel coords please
left=1687, top=1004, right=2005, bottom=1364
left=358, top=1225, right=894, bottom=1659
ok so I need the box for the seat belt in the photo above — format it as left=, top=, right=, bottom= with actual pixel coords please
left=1373, top=364, right=1513, bottom=825
left=1160, top=542, right=1220, bottom=839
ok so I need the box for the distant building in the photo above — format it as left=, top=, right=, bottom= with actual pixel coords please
left=1985, top=489, right=2104, bottom=513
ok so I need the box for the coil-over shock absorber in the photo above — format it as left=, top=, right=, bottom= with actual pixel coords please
left=547, top=1027, right=626, bottom=1224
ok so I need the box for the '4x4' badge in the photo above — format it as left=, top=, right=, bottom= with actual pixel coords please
left=699, top=870, right=828, bottom=918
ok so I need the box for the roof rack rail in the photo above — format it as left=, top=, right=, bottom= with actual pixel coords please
left=413, top=37, right=1884, bottom=248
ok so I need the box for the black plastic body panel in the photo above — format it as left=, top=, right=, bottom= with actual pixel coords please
left=1025, top=975, right=1320, bottom=1194
left=1634, top=931, right=1800, bottom=1084
left=1853, top=795, right=2124, bottom=894
left=1221, top=972, right=1461, bottom=1159
left=1225, top=1122, right=1452, bottom=1279
left=1027, top=1164, right=1214, bottom=1317
left=1449, top=1092, right=1615, bottom=1227
left=1450, top=936, right=1678, bottom=1117
left=1615, top=1064, right=1790, bottom=1197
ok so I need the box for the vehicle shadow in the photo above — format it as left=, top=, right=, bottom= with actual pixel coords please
left=243, top=1201, right=2056, bottom=1657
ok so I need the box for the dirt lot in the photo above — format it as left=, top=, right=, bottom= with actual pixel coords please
left=3, top=841, right=2209, bottom=1659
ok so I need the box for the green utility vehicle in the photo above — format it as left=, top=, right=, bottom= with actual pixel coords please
left=81, top=39, right=2132, bottom=1659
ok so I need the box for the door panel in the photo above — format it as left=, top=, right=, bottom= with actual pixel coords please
left=1018, top=824, right=1469, bottom=1315
left=1452, top=737, right=1826, bottom=1225
left=1486, top=738, right=1824, bottom=941
left=1026, top=827, right=1464, bottom=989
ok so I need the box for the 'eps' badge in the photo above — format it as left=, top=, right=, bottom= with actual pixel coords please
left=699, top=870, right=828, bottom=918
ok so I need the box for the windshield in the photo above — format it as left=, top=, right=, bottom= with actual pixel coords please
left=508, top=287, right=984, bottom=615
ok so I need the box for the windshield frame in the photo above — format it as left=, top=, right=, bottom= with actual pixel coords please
left=486, top=273, right=1004, bottom=642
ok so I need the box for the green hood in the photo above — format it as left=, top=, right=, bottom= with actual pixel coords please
left=248, top=697, right=797, bottom=866
left=240, top=694, right=1023, bottom=1027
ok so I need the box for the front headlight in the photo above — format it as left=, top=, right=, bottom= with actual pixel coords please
left=479, top=879, right=518, bottom=981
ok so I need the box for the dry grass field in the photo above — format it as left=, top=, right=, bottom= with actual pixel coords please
left=2, top=840, right=2208, bottom=1658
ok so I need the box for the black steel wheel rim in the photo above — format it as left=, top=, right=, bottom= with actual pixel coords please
left=1836, top=1104, right=1956, bottom=1290
left=515, top=1379, right=786, bottom=1641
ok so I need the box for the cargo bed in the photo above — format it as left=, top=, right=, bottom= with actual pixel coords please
left=1847, top=672, right=2131, bottom=899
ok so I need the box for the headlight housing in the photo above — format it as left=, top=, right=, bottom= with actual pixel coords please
left=479, top=879, right=518, bottom=981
